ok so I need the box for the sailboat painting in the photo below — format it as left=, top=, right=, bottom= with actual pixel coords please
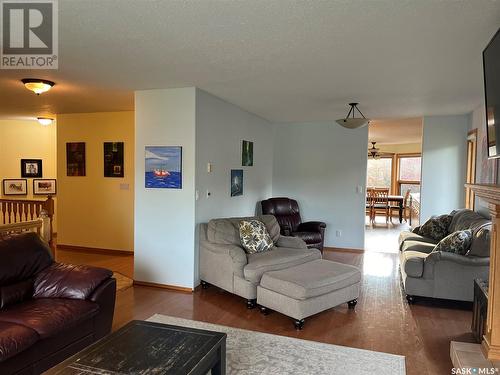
left=145, top=146, right=182, bottom=189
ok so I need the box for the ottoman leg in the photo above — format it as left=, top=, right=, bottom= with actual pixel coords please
left=294, top=319, right=305, bottom=330
left=347, top=299, right=358, bottom=309
left=260, top=306, right=270, bottom=315
left=247, top=299, right=257, bottom=309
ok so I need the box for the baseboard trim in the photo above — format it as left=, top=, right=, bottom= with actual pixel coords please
left=56, top=244, right=133, bottom=256
left=323, top=247, right=365, bottom=253
left=133, top=280, right=193, bottom=293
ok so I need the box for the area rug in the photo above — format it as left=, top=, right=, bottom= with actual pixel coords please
left=148, top=314, right=406, bottom=375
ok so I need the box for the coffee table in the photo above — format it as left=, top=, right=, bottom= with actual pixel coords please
left=44, top=320, right=227, bottom=375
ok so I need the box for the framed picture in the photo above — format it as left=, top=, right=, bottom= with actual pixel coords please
left=66, top=142, right=86, bottom=176
left=231, top=169, right=243, bottom=196
left=242, top=140, right=253, bottom=166
left=21, top=159, right=42, bottom=178
left=145, top=146, right=182, bottom=189
left=2, top=179, right=27, bottom=195
left=33, top=179, right=57, bottom=195
left=104, top=142, right=124, bottom=177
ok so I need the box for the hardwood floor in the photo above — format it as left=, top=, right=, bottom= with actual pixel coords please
left=365, top=215, right=411, bottom=253
left=56, top=246, right=474, bottom=375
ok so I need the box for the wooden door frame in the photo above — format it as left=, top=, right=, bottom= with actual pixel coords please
left=466, top=129, right=478, bottom=210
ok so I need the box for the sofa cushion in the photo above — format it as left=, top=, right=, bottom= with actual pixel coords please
left=260, top=259, right=361, bottom=300
left=0, top=232, right=52, bottom=287
left=468, top=225, right=491, bottom=257
left=434, top=230, right=473, bottom=255
left=207, top=215, right=280, bottom=246
left=419, top=215, right=453, bottom=241
left=243, top=247, right=321, bottom=283
left=0, top=299, right=99, bottom=338
left=401, top=251, right=428, bottom=278
left=449, top=209, right=490, bottom=233
left=0, top=279, right=33, bottom=310
left=401, top=240, right=436, bottom=254
left=239, top=220, right=274, bottom=254
left=33, top=263, right=112, bottom=300
left=398, top=231, right=438, bottom=249
left=0, top=321, right=38, bottom=362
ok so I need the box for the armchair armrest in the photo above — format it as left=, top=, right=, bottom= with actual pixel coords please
left=297, top=221, right=326, bottom=233
left=425, top=251, right=490, bottom=267
left=276, top=235, right=307, bottom=249
left=200, top=240, right=248, bottom=267
left=33, top=263, right=113, bottom=300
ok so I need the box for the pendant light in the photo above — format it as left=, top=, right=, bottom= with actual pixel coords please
left=335, top=102, right=370, bottom=129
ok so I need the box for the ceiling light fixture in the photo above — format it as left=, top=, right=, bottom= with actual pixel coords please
left=21, top=79, right=55, bottom=95
left=335, top=102, right=370, bottom=129
left=37, top=117, right=54, bottom=126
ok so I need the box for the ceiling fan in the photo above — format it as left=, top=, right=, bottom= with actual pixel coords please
left=368, top=142, right=393, bottom=159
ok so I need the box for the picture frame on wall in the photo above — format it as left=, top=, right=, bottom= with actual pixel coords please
left=145, top=146, right=182, bottom=189
left=2, top=179, right=28, bottom=195
left=33, top=179, right=57, bottom=195
left=241, top=140, right=253, bottom=166
left=231, top=169, right=243, bottom=196
left=104, top=142, right=124, bottom=177
left=20, top=159, right=42, bottom=178
left=66, top=142, right=86, bottom=176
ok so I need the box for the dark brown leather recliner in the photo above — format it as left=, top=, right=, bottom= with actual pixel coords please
left=0, top=232, right=116, bottom=375
left=261, top=197, right=326, bottom=251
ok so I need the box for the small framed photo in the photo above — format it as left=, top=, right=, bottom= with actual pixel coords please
left=104, top=142, right=124, bottom=177
left=33, top=179, right=57, bottom=195
left=2, top=179, right=28, bottom=195
left=21, top=159, right=42, bottom=178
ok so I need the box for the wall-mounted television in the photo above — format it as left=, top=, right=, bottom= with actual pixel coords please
left=484, top=28, right=500, bottom=158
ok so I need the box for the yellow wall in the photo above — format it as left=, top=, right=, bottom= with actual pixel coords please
left=0, top=119, right=57, bottom=230
left=57, top=112, right=134, bottom=252
left=378, top=143, right=421, bottom=154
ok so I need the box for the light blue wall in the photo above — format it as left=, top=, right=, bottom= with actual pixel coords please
left=420, top=114, right=469, bottom=221
left=272, top=122, right=368, bottom=249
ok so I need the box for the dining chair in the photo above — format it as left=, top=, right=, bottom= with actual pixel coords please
left=366, top=188, right=374, bottom=223
left=389, top=188, right=411, bottom=224
left=371, top=188, right=390, bottom=224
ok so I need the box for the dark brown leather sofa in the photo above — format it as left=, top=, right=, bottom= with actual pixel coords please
left=261, top=197, right=326, bottom=251
left=0, top=232, right=116, bottom=375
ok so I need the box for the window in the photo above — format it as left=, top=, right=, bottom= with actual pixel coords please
left=367, top=157, right=393, bottom=189
left=398, top=155, right=421, bottom=195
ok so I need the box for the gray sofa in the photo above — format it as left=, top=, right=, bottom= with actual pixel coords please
left=399, top=209, right=491, bottom=302
left=199, top=215, right=321, bottom=308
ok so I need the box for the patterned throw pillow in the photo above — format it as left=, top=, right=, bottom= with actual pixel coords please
left=239, top=220, right=274, bottom=254
left=419, top=214, right=452, bottom=241
left=433, top=230, right=473, bottom=255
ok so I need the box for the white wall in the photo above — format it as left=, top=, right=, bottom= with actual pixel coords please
left=272, top=123, right=368, bottom=249
left=195, top=89, right=274, bottom=222
left=134, top=88, right=196, bottom=289
left=420, top=114, right=469, bottom=221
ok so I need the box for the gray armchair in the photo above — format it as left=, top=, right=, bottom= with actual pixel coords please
left=399, top=209, right=491, bottom=302
left=199, top=215, right=321, bottom=308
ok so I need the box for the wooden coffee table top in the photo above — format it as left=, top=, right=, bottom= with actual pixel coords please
left=45, top=320, right=226, bottom=375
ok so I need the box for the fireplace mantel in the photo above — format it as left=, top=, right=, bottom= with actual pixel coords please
left=466, top=183, right=500, bottom=360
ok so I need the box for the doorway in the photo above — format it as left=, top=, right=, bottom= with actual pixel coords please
left=364, top=118, right=423, bottom=253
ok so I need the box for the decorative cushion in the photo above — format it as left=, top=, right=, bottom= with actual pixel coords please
left=433, top=230, right=473, bottom=255
left=239, top=220, right=274, bottom=254
left=419, top=215, right=452, bottom=241
left=467, top=225, right=491, bottom=257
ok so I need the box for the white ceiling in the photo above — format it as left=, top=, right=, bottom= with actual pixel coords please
left=369, top=118, right=423, bottom=145
left=0, top=1, right=499, bottom=122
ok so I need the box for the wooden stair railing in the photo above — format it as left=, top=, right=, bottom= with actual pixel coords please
left=0, top=196, right=54, bottom=245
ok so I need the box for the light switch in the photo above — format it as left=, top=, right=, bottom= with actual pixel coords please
left=207, top=163, right=212, bottom=173
left=120, top=183, right=129, bottom=190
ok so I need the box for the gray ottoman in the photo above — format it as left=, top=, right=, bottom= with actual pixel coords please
left=257, top=259, right=361, bottom=329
